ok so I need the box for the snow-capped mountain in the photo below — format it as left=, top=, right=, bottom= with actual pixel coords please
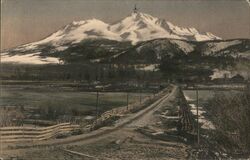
left=9, top=12, right=221, bottom=53
left=109, top=12, right=220, bottom=43
left=3, top=11, right=249, bottom=66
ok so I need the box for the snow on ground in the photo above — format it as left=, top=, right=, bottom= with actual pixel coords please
left=184, top=95, right=194, bottom=101
left=1, top=52, right=60, bottom=64
left=66, top=19, right=122, bottom=44
left=56, top=46, right=68, bottom=51
left=109, top=12, right=220, bottom=43
left=204, top=40, right=242, bottom=55
left=210, top=68, right=249, bottom=80
left=90, top=58, right=101, bottom=63
left=184, top=91, right=215, bottom=130
left=2, top=12, right=223, bottom=64
left=170, top=40, right=195, bottom=53
left=143, top=64, right=159, bottom=71
left=137, top=64, right=159, bottom=71
left=10, top=12, right=221, bottom=54
left=189, top=104, right=216, bottom=130
left=194, top=32, right=221, bottom=41
left=110, top=12, right=184, bottom=44
left=210, top=69, right=234, bottom=80
left=237, top=50, right=250, bottom=59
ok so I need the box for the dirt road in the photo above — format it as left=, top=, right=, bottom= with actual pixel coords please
left=2, top=85, right=191, bottom=160
left=127, top=87, right=176, bottom=128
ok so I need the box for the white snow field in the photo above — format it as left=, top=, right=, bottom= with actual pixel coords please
left=1, top=52, right=60, bottom=64
left=204, top=40, right=242, bottom=55
left=189, top=104, right=216, bottom=130
left=10, top=12, right=221, bottom=52
left=1, top=12, right=225, bottom=64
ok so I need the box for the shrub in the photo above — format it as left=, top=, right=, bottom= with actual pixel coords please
left=207, top=87, right=250, bottom=151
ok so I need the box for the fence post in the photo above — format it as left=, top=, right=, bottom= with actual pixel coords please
left=196, top=88, right=200, bottom=146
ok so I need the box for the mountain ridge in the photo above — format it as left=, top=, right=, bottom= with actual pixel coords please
left=1, top=38, right=249, bottom=65
left=3, top=12, right=221, bottom=53
left=1, top=12, right=250, bottom=66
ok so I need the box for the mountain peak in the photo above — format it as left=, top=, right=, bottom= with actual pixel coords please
left=9, top=11, right=222, bottom=52
left=109, top=11, right=221, bottom=43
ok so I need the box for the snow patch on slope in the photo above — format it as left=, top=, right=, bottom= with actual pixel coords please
left=210, top=68, right=249, bottom=80
left=210, top=69, right=235, bottom=80
left=170, top=40, right=195, bottom=53
left=204, top=40, right=242, bottom=55
left=237, top=50, right=250, bottom=59
left=1, top=52, right=60, bottom=64
left=56, top=46, right=68, bottom=51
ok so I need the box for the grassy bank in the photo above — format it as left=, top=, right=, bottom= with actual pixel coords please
left=205, top=86, right=250, bottom=156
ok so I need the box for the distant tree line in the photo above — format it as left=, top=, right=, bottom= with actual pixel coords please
left=1, top=63, right=163, bottom=83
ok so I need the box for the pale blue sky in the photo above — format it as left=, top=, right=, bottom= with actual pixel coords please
left=1, top=0, right=250, bottom=49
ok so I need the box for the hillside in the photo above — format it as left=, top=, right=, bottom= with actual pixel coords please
left=1, top=11, right=249, bottom=81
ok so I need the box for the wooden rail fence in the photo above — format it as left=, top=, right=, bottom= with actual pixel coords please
left=0, top=123, right=80, bottom=143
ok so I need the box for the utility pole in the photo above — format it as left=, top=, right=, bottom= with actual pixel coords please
left=127, top=91, right=129, bottom=110
left=96, top=90, right=99, bottom=120
left=196, top=87, right=200, bottom=146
